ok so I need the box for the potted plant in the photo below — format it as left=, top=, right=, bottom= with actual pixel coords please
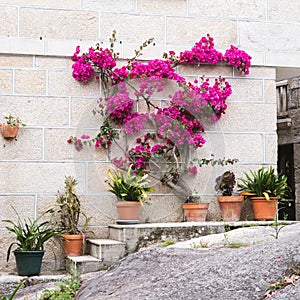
left=53, top=176, right=92, bottom=256
left=3, top=207, right=61, bottom=276
left=0, top=113, right=26, bottom=139
left=182, top=193, right=209, bottom=222
left=215, top=171, right=244, bottom=221
left=106, top=165, right=155, bottom=223
left=238, top=166, right=288, bottom=220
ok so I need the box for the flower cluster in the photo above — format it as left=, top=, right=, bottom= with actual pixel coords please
left=224, top=45, right=252, bottom=75
left=69, top=32, right=251, bottom=188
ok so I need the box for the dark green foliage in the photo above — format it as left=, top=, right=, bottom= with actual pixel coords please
left=238, top=166, right=289, bottom=200
left=3, top=207, right=61, bottom=261
left=215, top=171, right=236, bottom=196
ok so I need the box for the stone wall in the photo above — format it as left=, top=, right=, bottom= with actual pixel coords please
left=0, top=0, right=284, bottom=272
left=278, top=76, right=300, bottom=219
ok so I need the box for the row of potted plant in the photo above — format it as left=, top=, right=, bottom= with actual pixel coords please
left=3, top=165, right=288, bottom=276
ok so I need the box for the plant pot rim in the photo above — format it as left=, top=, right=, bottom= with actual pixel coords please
left=250, top=196, right=279, bottom=201
left=13, top=249, right=45, bottom=253
left=182, top=203, right=209, bottom=207
left=217, top=195, right=244, bottom=203
left=61, top=233, right=85, bottom=239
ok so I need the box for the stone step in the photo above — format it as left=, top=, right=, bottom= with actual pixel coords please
left=86, top=239, right=127, bottom=264
left=66, top=239, right=127, bottom=274
left=66, top=255, right=103, bottom=274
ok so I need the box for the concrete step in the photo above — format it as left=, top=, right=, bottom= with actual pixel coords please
left=86, top=239, right=127, bottom=264
left=66, top=255, right=103, bottom=274
left=66, top=239, right=127, bottom=274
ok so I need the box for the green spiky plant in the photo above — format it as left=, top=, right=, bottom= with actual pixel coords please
left=106, top=165, right=155, bottom=203
left=3, top=207, right=61, bottom=261
left=238, top=166, right=288, bottom=200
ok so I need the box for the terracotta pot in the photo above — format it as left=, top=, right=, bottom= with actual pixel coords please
left=116, top=201, right=141, bottom=220
left=0, top=124, right=19, bottom=138
left=182, top=203, right=209, bottom=222
left=218, top=196, right=243, bottom=222
left=251, top=197, right=278, bottom=220
left=61, top=234, right=84, bottom=256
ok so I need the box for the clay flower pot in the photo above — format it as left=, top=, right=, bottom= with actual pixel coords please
left=218, top=195, right=243, bottom=221
left=0, top=124, right=19, bottom=139
left=116, top=201, right=141, bottom=221
left=251, top=197, right=278, bottom=220
left=61, top=234, right=84, bottom=256
left=182, top=203, right=209, bottom=222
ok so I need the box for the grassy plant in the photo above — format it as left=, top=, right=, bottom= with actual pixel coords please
left=3, top=207, right=61, bottom=261
left=270, top=207, right=288, bottom=239
left=39, top=272, right=80, bottom=300
left=226, top=242, right=248, bottom=248
left=0, top=280, right=26, bottom=300
left=159, top=238, right=175, bottom=248
left=190, top=240, right=209, bottom=248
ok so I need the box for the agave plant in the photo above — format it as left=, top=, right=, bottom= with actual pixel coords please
left=238, top=166, right=288, bottom=200
left=106, top=165, right=155, bottom=203
left=3, top=207, right=61, bottom=261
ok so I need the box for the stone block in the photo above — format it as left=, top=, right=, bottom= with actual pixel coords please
left=87, top=162, right=112, bottom=193
left=20, top=8, right=98, bottom=40
left=79, top=194, right=118, bottom=226
left=264, top=80, right=276, bottom=103
left=166, top=17, right=236, bottom=48
left=0, top=70, right=13, bottom=94
left=0, top=6, right=18, bottom=37
left=0, top=96, right=69, bottom=127
left=238, top=66, right=275, bottom=80
left=48, top=70, right=100, bottom=97
left=204, top=133, right=264, bottom=163
left=83, top=0, right=135, bottom=12
left=101, top=13, right=165, bottom=45
left=265, top=134, right=278, bottom=163
left=266, top=51, right=300, bottom=68
left=15, top=69, right=46, bottom=95
left=178, top=64, right=233, bottom=77
left=188, top=0, right=265, bottom=20
left=0, top=128, right=43, bottom=160
left=0, top=0, right=80, bottom=9
left=71, top=97, right=104, bottom=128
left=0, top=54, right=33, bottom=67
left=44, top=128, right=106, bottom=161
left=137, top=0, right=187, bottom=15
left=35, top=56, right=73, bottom=69
left=228, top=78, right=263, bottom=101
left=217, top=102, right=277, bottom=132
left=0, top=195, right=35, bottom=228
left=268, top=0, right=300, bottom=22
left=0, top=162, right=85, bottom=193
left=239, top=21, right=300, bottom=52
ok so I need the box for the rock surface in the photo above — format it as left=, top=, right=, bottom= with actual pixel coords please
left=76, top=223, right=300, bottom=300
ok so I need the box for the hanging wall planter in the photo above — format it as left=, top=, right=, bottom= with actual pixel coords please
left=0, top=124, right=19, bottom=139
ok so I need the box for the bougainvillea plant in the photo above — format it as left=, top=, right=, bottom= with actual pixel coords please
left=68, top=31, right=251, bottom=198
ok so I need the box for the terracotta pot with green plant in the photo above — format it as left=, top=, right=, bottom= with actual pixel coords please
left=53, top=176, right=92, bottom=256
left=3, top=207, right=61, bottom=276
left=238, top=166, right=288, bottom=220
left=0, top=113, right=26, bottom=139
left=215, top=171, right=243, bottom=221
left=106, top=165, right=154, bottom=223
left=182, top=193, right=209, bottom=222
